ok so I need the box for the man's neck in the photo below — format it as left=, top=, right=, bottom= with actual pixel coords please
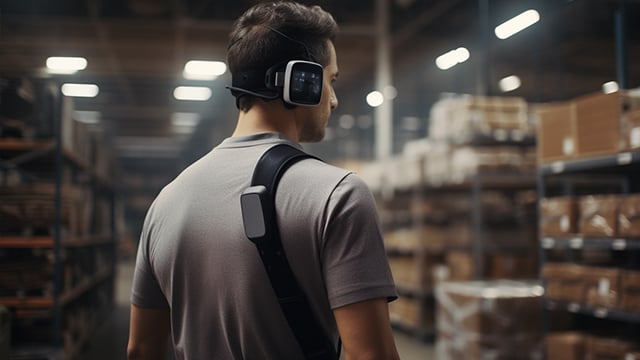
left=232, top=102, right=300, bottom=141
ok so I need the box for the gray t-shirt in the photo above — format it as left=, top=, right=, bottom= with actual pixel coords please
left=131, top=132, right=397, bottom=359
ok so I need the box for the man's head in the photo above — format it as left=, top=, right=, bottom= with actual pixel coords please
left=227, top=3, right=339, bottom=140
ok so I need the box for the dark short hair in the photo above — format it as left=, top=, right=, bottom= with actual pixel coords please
left=227, top=1, right=338, bottom=111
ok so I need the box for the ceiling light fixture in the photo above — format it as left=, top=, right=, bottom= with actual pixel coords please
left=366, top=91, right=384, bottom=107
left=46, top=56, right=88, bottom=74
left=183, top=60, right=227, bottom=80
left=495, top=9, right=540, bottom=40
left=173, top=86, right=212, bottom=101
left=435, top=47, right=470, bottom=70
left=498, top=75, right=521, bottom=92
left=61, top=83, right=99, bottom=97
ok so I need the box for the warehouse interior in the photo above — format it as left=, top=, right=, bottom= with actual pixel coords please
left=1, top=0, right=640, bottom=359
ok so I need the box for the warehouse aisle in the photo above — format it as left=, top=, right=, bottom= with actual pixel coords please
left=81, top=260, right=434, bottom=359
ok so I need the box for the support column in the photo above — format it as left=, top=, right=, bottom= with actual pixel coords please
left=615, top=0, right=628, bottom=90
left=375, top=0, right=393, bottom=159
left=476, top=0, right=491, bottom=96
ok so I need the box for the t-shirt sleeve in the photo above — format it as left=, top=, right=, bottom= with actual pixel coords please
left=130, top=201, right=170, bottom=309
left=321, top=173, right=397, bottom=309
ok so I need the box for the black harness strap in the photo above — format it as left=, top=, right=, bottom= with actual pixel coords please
left=248, top=143, right=339, bottom=360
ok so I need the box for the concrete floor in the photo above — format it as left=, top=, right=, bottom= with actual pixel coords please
left=80, top=260, right=434, bottom=359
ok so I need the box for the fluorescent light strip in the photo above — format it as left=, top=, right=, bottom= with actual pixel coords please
left=435, top=47, right=470, bottom=70
left=173, top=86, right=212, bottom=101
left=183, top=60, right=227, bottom=80
left=495, top=9, right=540, bottom=40
left=499, top=75, right=521, bottom=92
left=46, top=57, right=87, bottom=74
left=61, top=83, right=99, bottom=97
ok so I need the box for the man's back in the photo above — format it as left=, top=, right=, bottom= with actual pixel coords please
left=131, top=132, right=396, bottom=359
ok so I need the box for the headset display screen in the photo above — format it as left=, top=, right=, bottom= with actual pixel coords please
left=286, top=62, right=323, bottom=105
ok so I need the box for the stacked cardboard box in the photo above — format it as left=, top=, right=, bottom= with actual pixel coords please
left=546, top=332, right=587, bottom=360
left=543, top=263, right=587, bottom=303
left=541, top=194, right=640, bottom=238
left=535, top=90, right=640, bottom=164
left=540, top=197, right=578, bottom=236
left=621, top=270, right=640, bottom=313
left=430, top=95, right=531, bottom=143
left=388, top=255, right=438, bottom=290
left=546, top=333, right=640, bottom=360
left=579, top=195, right=619, bottom=237
left=435, top=280, right=544, bottom=359
left=543, top=263, right=640, bottom=312
left=585, top=336, right=637, bottom=360
left=619, top=194, right=640, bottom=237
left=389, top=296, right=433, bottom=329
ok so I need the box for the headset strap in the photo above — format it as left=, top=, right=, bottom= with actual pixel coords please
left=249, top=143, right=339, bottom=360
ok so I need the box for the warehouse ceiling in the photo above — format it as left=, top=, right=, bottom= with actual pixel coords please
left=1, top=0, right=639, bottom=166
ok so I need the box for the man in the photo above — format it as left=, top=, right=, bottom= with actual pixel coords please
left=128, top=2, right=399, bottom=359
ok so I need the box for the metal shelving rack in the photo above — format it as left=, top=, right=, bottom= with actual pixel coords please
left=537, top=150, right=640, bottom=339
left=0, top=86, right=116, bottom=359
left=381, top=169, right=538, bottom=342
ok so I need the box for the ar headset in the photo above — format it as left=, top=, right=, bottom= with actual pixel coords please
left=226, top=28, right=324, bottom=108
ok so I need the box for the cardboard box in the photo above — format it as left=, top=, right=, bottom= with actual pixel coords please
left=583, top=267, right=620, bottom=308
left=619, top=194, right=640, bottom=237
left=435, top=280, right=544, bottom=360
left=535, top=102, right=575, bottom=163
left=586, top=336, right=635, bottom=360
left=620, top=270, right=640, bottom=313
left=488, top=253, right=538, bottom=280
left=543, top=263, right=587, bottom=303
left=622, top=110, right=640, bottom=150
left=574, top=91, right=640, bottom=157
left=546, top=332, right=587, bottom=360
left=540, top=197, right=578, bottom=236
left=446, top=251, right=475, bottom=281
left=536, top=91, right=640, bottom=162
left=388, top=255, right=438, bottom=289
left=389, top=296, right=433, bottom=329
left=578, top=195, right=620, bottom=237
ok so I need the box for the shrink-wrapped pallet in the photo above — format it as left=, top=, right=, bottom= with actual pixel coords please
left=435, top=280, right=544, bottom=360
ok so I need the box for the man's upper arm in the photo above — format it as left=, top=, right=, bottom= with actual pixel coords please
left=333, top=298, right=399, bottom=360
left=128, top=304, right=170, bottom=360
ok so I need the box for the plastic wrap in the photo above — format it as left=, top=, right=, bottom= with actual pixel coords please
left=435, top=280, right=544, bottom=360
left=429, top=95, right=530, bottom=144
left=449, top=146, right=535, bottom=181
left=540, top=197, right=578, bottom=236
left=578, top=195, right=619, bottom=237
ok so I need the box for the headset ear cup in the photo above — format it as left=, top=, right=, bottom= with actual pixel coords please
left=282, top=60, right=323, bottom=106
